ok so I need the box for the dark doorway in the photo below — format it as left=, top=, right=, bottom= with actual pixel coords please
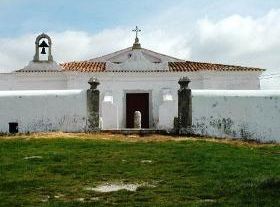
left=126, top=93, right=149, bottom=128
left=9, top=122, right=18, bottom=133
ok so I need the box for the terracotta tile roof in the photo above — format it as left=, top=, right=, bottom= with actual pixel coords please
left=169, top=61, right=264, bottom=72
left=60, top=61, right=264, bottom=72
left=61, top=61, right=106, bottom=72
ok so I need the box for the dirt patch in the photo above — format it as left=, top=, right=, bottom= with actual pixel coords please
left=0, top=132, right=278, bottom=147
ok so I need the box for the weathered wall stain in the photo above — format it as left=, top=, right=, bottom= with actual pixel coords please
left=192, top=90, right=280, bottom=143
left=212, top=102, right=217, bottom=108
left=210, top=118, right=234, bottom=134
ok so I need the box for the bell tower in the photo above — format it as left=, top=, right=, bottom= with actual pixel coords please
left=33, top=33, right=53, bottom=62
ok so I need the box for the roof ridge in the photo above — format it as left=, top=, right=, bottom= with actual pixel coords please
left=88, top=47, right=185, bottom=62
left=141, top=48, right=185, bottom=61
left=88, top=47, right=132, bottom=61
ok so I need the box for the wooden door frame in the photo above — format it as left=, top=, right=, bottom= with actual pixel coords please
left=123, top=90, right=153, bottom=129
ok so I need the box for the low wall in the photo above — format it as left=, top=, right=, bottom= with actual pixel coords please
left=1, top=88, right=279, bottom=142
left=192, top=90, right=280, bottom=142
left=0, top=90, right=87, bottom=133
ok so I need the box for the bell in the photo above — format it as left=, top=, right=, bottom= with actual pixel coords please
left=39, top=40, right=49, bottom=47
left=39, top=40, right=49, bottom=55
left=41, top=47, right=46, bottom=54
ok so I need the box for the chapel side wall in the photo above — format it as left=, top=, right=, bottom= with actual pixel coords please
left=192, top=90, right=280, bottom=142
left=0, top=73, right=67, bottom=90
left=201, top=71, right=261, bottom=89
left=0, top=90, right=87, bottom=133
left=260, top=75, right=280, bottom=90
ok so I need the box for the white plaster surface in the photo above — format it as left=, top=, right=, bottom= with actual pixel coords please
left=67, top=72, right=260, bottom=129
left=0, top=72, right=67, bottom=90
left=260, top=74, right=280, bottom=90
left=89, top=47, right=184, bottom=63
left=192, top=90, right=280, bottom=142
left=158, top=89, right=176, bottom=129
left=0, top=71, right=262, bottom=129
left=0, top=88, right=279, bottom=142
left=106, top=49, right=168, bottom=71
left=19, top=61, right=62, bottom=72
left=101, top=99, right=118, bottom=129
left=0, top=90, right=87, bottom=133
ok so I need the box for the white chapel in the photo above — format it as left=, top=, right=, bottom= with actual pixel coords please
left=0, top=29, right=265, bottom=129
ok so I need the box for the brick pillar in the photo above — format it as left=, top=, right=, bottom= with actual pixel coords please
left=87, top=77, right=100, bottom=131
left=178, top=76, right=192, bottom=135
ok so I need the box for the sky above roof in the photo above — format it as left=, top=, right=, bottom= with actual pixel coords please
left=0, top=0, right=280, bottom=75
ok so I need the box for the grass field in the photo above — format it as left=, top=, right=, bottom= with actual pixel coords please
left=0, top=133, right=279, bottom=207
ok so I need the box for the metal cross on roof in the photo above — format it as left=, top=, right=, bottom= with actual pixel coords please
left=132, top=26, right=141, bottom=38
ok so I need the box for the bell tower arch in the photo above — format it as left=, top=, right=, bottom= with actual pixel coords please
left=33, top=33, right=53, bottom=62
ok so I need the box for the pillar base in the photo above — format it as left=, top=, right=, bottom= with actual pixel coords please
left=178, top=126, right=193, bottom=135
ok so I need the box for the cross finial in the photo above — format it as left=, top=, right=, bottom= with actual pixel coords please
left=132, top=26, right=142, bottom=49
left=132, top=26, right=141, bottom=39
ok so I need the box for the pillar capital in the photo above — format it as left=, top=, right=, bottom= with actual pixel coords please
left=88, top=77, right=100, bottom=90
left=178, top=76, right=191, bottom=90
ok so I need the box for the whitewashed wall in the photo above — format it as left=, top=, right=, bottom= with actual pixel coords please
left=260, top=74, right=280, bottom=90
left=192, top=90, right=280, bottom=143
left=0, top=90, right=87, bottom=133
left=66, top=71, right=260, bottom=128
left=0, top=73, right=67, bottom=90
left=0, top=88, right=279, bottom=142
left=0, top=71, right=262, bottom=129
left=0, top=71, right=261, bottom=91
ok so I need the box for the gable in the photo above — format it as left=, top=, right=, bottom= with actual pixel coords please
left=89, top=47, right=184, bottom=63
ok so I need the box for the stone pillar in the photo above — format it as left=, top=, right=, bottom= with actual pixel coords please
left=87, top=77, right=100, bottom=132
left=178, top=76, right=192, bottom=135
left=134, top=111, right=141, bottom=129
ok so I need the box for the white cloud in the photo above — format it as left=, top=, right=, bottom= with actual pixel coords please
left=191, top=9, right=280, bottom=73
left=0, top=9, right=280, bottom=74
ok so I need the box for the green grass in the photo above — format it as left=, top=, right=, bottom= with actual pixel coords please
left=0, top=134, right=279, bottom=206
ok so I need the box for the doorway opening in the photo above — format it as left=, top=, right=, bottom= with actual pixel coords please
left=126, top=93, right=149, bottom=128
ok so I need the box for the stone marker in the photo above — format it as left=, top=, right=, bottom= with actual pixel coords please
left=178, top=76, right=192, bottom=135
left=87, top=77, right=100, bottom=131
left=134, top=111, right=141, bottom=129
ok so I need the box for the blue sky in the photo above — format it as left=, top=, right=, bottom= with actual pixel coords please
left=0, top=0, right=278, bottom=37
left=0, top=0, right=280, bottom=74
